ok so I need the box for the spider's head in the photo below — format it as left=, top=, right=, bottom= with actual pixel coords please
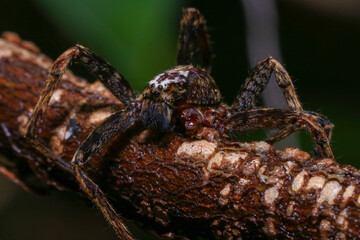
left=139, top=65, right=221, bottom=131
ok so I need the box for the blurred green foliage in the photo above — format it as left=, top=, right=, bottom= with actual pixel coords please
left=31, top=0, right=181, bottom=91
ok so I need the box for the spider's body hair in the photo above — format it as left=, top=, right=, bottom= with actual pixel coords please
left=138, top=65, right=221, bottom=131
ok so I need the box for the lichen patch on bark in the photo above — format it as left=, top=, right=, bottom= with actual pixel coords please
left=292, top=170, right=308, bottom=192
left=305, top=175, right=326, bottom=190
left=317, top=181, right=342, bottom=205
left=176, top=139, right=217, bottom=160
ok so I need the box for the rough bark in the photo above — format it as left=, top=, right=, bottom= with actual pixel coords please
left=0, top=32, right=360, bottom=239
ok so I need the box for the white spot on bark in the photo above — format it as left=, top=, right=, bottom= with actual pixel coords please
left=17, top=113, right=29, bottom=136
left=336, top=210, right=348, bottom=231
left=292, top=171, right=308, bottom=192
left=281, top=148, right=310, bottom=162
left=218, top=183, right=232, bottom=206
left=207, top=151, right=246, bottom=171
left=306, top=176, right=325, bottom=190
left=342, top=184, right=355, bottom=204
left=264, top=186, right=279, bottom=206
left=286, top=201, right=295, bottom=216
left=207, top=152, right=224, bottom=169
left=248, top=141, right=271, bottom=153
left=220, top=183, right=231, bottom=197
left=89, top=108, right=113, bottom=125
left=49, top=89, right=63, bottom=105
left=50, top=125, right=67, bottom=155
left=318, top=181, right=342, bottom=205
left=258, top=165, right=269, bottom=183
left=283, top=161, right=297, bottom=174
left=238, top=178, right=250, bottom=186
left=223, top=152, right=243, bottom=164
left=177, top=140, right=217, bottom=160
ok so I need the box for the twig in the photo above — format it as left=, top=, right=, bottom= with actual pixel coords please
left=0, top=32, right=359, bottom=239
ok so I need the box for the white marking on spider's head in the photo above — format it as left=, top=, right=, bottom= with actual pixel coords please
left=149, top=69, right=190, bottom=89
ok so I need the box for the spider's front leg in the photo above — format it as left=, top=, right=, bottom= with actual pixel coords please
left=24, top=45, right=137, bottom=238
left=25, top=45, right=135, bottom=188
left=27, top=44, right=135, bottom=136
left=176, top=8, right=213, bottom=72
left=72, top=108, right=137, bottom=240
left=226, top=108, right=334, bottom=159
left=231, top=57, right=333, bottom=144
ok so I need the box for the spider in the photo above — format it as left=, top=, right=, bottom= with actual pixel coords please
left=25, top=8, right=334, bottom=240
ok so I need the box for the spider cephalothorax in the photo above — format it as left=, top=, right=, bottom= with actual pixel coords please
left=139, top=65, right=221, bottom=131
left=25, top=7, right=335, bottom=240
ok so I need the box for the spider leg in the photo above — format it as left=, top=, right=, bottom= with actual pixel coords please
left=266, top=111, right=334, bottom=144
left=226, top=108, right=334, bottom=159
left=25, top=45, right=135, bottom=189
left=27, top=44, right=135, bottom=136
left=176, top=8, right=213, bottom=72
left=231, top=56, right=302, bottom=112
left=265, top=111, right=334, bottom=159
left=229, top=57, right=333, bottom=154
left=72, top=108, right=137, bottom=240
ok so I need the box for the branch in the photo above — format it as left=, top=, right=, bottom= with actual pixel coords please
left=0, top=32, right=359, bottom=239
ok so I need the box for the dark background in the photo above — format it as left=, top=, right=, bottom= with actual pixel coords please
left=0, top=0, right=359, bottom=239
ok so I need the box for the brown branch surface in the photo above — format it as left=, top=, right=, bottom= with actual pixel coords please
left=0, top=32, right=360, bottom=239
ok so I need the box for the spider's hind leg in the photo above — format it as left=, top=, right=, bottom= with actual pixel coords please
left=265, top=111, right=334, bottom=159
left=266, top=111, right=334, bottom=144
left=227, top=108, right=334, bottom=159
left=176, top=8, right=213, bottom=72
left=231, top=56, right=302, bottom=112
left=230, top=57, right=334, bottom=156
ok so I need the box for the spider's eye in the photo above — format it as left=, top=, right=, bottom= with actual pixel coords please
left=158, top=85, right=163, bottom=90
left=151, top=83, right=155, bottom=88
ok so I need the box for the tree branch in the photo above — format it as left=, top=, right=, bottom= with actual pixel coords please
left=0, top=32, right=359, bottom=239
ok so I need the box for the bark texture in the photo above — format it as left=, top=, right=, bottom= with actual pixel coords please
left=0, top=32, right=360, bottom=239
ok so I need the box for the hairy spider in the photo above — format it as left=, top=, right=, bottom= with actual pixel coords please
left=25, top=8, right=334, bottom=240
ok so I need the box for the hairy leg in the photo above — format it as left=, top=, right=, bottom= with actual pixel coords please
left=27, top=44, right=135, bottom=137
left=266, top=111, right=334, bottom=144
left=24, top=44, right=139, bottom=238
left=230, top=57, right=333, bottom=150
left=25, top=45, right=135, bottom=189
left=226, top=108, right=334, bottom=159
left=231, top=56, right=302, bottom=112
left=176, top=8, right=213, bottom=72
left=72, top=108, right=137, bottom=240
